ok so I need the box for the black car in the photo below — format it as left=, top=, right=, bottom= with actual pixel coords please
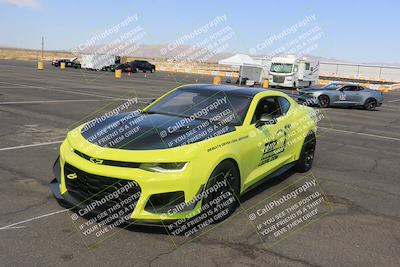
left=51, top=58, right=68, bottom=67
left=66, top=59, right=81, bottom=69
left=52, top=58, right=81, bottom=69
left=121, top=60, right=155, bottom=73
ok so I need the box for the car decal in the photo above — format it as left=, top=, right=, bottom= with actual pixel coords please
left=258, top=128, right=287, bottom=166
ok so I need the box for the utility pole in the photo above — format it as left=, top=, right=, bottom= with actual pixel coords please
left=41, top=36, right=44, bottom=59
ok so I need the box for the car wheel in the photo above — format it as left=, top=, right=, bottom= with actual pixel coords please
left=293, top=82, right=297, bottom=89
left=318, top=95, right=330, bottom=108
left=295, top=132, right=316, bottom=173
left=203, top=160, right=240, bottom=223
left=364, top=98, right=377, bottom=111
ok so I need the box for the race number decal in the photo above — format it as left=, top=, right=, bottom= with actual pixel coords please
left=259, top=129, right=287, bottom=166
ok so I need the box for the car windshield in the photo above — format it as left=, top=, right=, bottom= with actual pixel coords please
left=147, top=89, right=252, bottom=125
left=270, top=63, right=293, bottom=73
left=323, top=84, right=341, bottom=90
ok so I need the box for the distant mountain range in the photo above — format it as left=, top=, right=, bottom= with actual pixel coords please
left=1, top=43, right=399, bottom=66
left=70, top=43, right=233, bottom=62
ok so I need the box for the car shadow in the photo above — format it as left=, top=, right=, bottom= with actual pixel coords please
left=239, top=168, right=296, bottom=204
left=120, top=167, right=297, bottom=236
left=329, top=105, right=380, bottom=111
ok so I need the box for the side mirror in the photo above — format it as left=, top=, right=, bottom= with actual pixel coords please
left=256, top=114, right=277, bottom=127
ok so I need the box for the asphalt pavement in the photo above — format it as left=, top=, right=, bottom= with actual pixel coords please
left=0, top=59, right=399, bottom=267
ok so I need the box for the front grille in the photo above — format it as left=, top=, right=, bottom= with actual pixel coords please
left=74, top=150, right=140, bottom=168
left=64, top=163, right=141, bottom=213
left=273, top=75, right=285, bottom=83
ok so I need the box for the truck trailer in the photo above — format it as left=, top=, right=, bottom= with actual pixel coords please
left=80, top=54, right=117, bottom=70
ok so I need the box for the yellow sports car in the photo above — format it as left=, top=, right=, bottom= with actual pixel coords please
left=50, top=84, right=317, bottom=227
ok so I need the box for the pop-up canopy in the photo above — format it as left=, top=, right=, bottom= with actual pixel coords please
left=218, top=54, right=262, bottom=67
left=219, top=54, right=262, bottom=85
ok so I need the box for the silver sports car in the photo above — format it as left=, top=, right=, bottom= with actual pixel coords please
left=297, top=83, right=384, bottom=110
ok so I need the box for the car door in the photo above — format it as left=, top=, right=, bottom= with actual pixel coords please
left=242, top=96, right=294, bottom=187
left=353, top=86, right=366, bottom=104
left=337, top=85, right=360, bottom=105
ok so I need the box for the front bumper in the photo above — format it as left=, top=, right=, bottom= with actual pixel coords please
left=50, top=140, right=207, bottom=226
left=296, top=94, right=319, bottom=105
left=269, top=80, right=294, bottom=88
left=50, top=159, right=185, bottom=228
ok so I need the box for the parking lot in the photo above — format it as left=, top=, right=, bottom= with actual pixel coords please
left=0, top=59, right=399, bottom=266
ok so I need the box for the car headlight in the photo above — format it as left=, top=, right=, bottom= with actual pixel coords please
left=139, top=162, right=188, bottom=173
left=286, top=76, right=293, bottom=81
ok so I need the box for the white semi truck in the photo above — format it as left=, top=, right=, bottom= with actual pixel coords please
left=268, top=55, right=319, bottom=88
left=80, top=54, right=117, bottom=70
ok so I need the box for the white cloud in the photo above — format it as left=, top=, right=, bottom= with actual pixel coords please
left=0, top=0, right=40, bottom=9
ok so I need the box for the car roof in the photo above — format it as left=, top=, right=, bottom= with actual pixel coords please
left=328, top=83, right=364, bottom=87
left=179, top=84, right=267, bottom=97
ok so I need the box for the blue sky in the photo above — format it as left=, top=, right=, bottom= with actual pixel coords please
left=0, top=0, right=398, bottom=64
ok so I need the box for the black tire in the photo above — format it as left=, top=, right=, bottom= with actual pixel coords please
left=293, top=82, right=297, bottom=89
left=203, top=160, right=240, bottom=223
left=295, top=132, right=316, bottom=173
left=364, top=98, right=377, bottom=111
left=318, top=95, right=330, bottom=108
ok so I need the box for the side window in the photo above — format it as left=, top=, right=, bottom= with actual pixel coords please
left=356, top=86, right=364, bottom=91
left=278, top=97, right=291, bottom=115
left=305, top=63, right=310, bottom=70
left=344, top=86, right=357, bottom=91
left=251, top=97, right=282, bottom=124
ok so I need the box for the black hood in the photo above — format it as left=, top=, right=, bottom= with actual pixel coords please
left=81, top=112, right=235, bottom=150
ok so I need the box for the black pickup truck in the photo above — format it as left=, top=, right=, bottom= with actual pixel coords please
left=116, top=60, right=155, bottom=73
